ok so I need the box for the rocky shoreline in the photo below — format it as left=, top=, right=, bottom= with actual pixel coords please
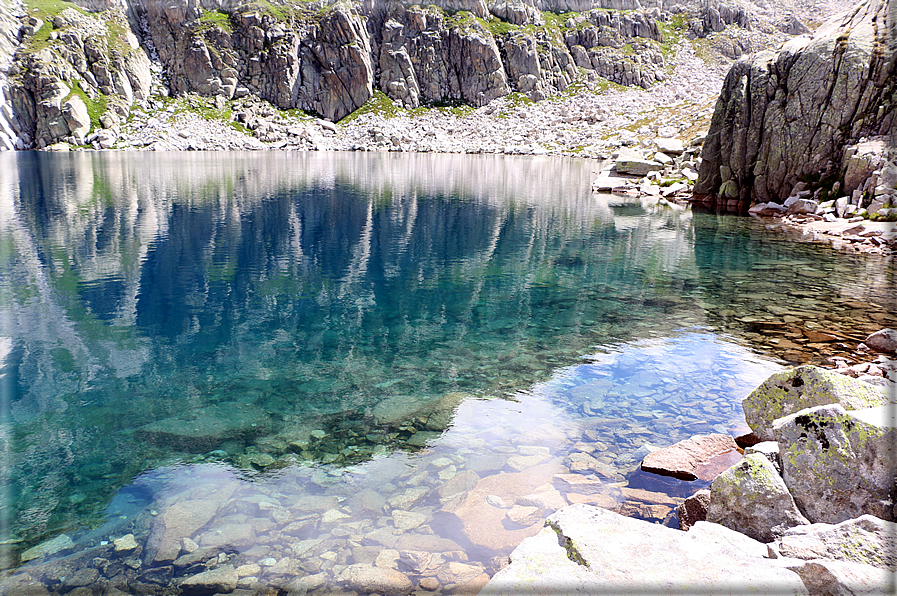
left=487, top=355, right=897, bottom=594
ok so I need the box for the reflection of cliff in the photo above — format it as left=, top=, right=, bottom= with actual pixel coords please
left=1, top=152, right=704, bottom=552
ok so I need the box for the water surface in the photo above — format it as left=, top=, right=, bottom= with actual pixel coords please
left=0, top=152, right=893, bottom=592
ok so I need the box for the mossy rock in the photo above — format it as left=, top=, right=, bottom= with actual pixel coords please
left=742, top=365, right=889, bottom=441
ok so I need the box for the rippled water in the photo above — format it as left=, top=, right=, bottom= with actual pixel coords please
left=0, top=152, right=893, bottom=592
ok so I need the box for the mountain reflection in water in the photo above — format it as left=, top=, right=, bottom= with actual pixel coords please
left=0, top=152, right=893, bottom=593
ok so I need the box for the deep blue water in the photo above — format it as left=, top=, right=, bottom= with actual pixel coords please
left=0, top=152, right=892, bottom=591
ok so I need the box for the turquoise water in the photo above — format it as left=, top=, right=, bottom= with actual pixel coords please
left=0, top=152, right=893, bottom=592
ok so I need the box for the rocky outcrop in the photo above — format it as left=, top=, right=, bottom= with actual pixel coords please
left=6, top=7, right=152, bottom=148
left=4, top=0, right=687, bottom=144
left=693, top=0, right=896, bottom=213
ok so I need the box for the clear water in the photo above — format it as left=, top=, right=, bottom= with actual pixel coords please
left=0, top=152, right=893, bottom=592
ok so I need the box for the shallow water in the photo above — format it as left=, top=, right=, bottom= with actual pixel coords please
left=0, top=152, right=893, bottom=592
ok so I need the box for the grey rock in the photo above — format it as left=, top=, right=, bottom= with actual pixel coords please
left=744, top=441, right=782, bottom=473
left=742, top=365, right=889, bottom=441
left=654, top=137, right=684, bottom=154
left=615, top=157, right=663, bottom=176
left=135, top=402, right=269, bottom=452
left=864, top=329, right=897, bottom=354
left=694, top=0, right=894, bottom=207
left=773, top=404, right=897, bottom=524
left=19, top=534, right=74, bottom=562
left=785, top=198, right=819, bottom=215
left=481, top=504, right=808, bottom=594
left=706, top=453, right=810, bottom=543
left=776, top=515, right=896, bottom=571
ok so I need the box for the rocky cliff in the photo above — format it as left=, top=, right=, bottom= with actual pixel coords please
left=0, top=0, right=760, bottom=149
left=693, top=0, right=896, bottom=212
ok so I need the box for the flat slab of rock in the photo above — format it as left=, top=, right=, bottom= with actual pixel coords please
left=481, top=504, right=808, bottom=594
left=742, top=365, right=889, bottom=441
left=640, top=434, right=739, bottom=481
left=773, top=404, right=897, bottom=524
left=135, top=402, right=270, bottom=452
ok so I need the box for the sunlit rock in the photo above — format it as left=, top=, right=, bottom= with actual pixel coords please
left=742, top=365, right=888, bottom=441
left=706, top=453, right=809, bottom=542
left=774, top=404, right=897, bottom=523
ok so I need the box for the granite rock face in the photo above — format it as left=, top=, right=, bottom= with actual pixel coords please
left=694, top=0, right=896, bottom=211
left=481, top=504, right=809, bottom=594
left=773, top=404, right=897, bottom=524
left=742, top=365, right=888, bottom=441
left=705, top=453, right=809, bottom=543
left=5, top=0, right=678, bottom=147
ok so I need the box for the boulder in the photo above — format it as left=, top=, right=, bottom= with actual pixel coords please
left=775, top=515, right=896, bottom=571
left=693, top=0, right=895, bottom=208
left=773, top=404, right=897, bottom=524
left=480, top=504, right=808, bottom=594
left=744, top=441, right=781, bottom=473
left=615, top=157, right=663, bottom=176
left=135, top=402, right=270, bottom=452
left=864, top=328, right=897, bottom=354
left=654, top=138, right=683, bottom=154
left=19, top=534, right=74, bottom=562
left=742, top=365, right=888, bottom=441
left=61, top=95, right=90, bottom=140
left=706, top=453, right=809, bottom=542
left=640, top=433, right=739, bottom=481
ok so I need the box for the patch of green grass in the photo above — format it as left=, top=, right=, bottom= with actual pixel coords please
left=340, top=90, right=401, bottom=123
left=198, top=9, right=234, bottom=33
left=479, top=16, right=518, bottom=37
left=65, top=81, right=106, bottom=130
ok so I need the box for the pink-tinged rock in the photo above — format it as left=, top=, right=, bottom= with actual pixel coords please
left=864, top=328, right=897, bottom=354
left=640, top=434, right=739, bottom=481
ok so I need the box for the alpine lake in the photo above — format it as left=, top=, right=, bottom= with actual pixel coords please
left=1, top=151, right=894, bottom=593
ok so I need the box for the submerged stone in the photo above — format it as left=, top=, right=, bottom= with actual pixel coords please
left=135, top=402, right=270, bottom=452
left=20, top=534, right=74, bottom=562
